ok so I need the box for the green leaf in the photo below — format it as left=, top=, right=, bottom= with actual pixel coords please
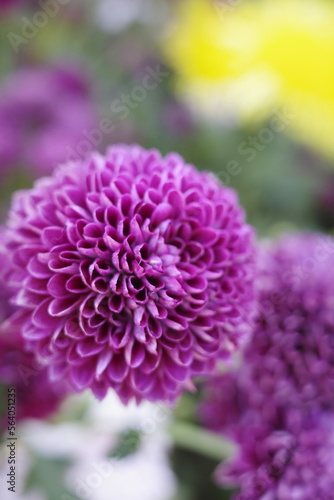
left=107, top=429, right=142, bottom=460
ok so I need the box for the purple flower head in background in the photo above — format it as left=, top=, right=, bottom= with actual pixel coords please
left=0, top=0, right=20, bottom=11
left=3, top=145, right=255, bottom=403
left=201, top=233, right=334, bottom=432
left=200, top=370, right=334, bottom=499
left=0, top=328, right=68, bottom=423
left=252, top=233, right=334, bottom=409
left=0, top=244, right=67, bottom=423
left=0, top=64, right=97, bottom=177
left=200, top=233, right=334, bottom=499
left=217, top=411, right=334, bottom=500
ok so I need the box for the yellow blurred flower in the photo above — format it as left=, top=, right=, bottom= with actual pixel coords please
left=163, top=0, right=334, bottom=160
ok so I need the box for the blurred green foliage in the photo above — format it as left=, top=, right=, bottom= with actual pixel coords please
left=25, top=455, right=79, bottom=500
left=108, top=429, right=142, bottom=459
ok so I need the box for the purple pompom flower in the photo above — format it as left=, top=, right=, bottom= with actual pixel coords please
left=3, top=145, right=255, bottom=403
left=0, top=64, right=97, bottom=177
left=200, top=233, right=334, bottom=499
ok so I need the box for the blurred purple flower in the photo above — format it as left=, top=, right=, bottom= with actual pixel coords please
left=252, top=233, right=334, bottom=409
left=3, top=145, right=255, bottom=403
left=201, top=234, right=334, bottom=431
left=0, top=328, right=68, bottom=423
left=218, top=410, right=334, bottom=500
left=162, top=98, right=194, bottom=136
left=0, top=0, right=21, bottom=11
left=0, top=244, right=67, bottom=423
left=200, top=233, right=334, bottom=499
left=0, top=64, right=97, bottom=177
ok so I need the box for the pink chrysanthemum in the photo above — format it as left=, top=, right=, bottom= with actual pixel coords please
left=4, top=145, right=255, bottom=403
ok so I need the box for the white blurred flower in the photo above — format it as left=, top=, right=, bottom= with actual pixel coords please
left=67, top=431, right=176, bottom=500
left=95, top=0, right=167, bottom=32
left=17, top=393, right=177, bottom=500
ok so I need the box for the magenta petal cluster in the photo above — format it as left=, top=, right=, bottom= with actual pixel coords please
left=200, top=233, right=334, bottom=499
left=4, top=145, right=255, bottom=403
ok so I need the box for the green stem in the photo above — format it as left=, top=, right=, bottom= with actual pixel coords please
left=168, top=421, right=235, bottom=461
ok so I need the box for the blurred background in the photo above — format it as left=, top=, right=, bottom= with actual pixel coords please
left=0, top=0, right=334, bottom=498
